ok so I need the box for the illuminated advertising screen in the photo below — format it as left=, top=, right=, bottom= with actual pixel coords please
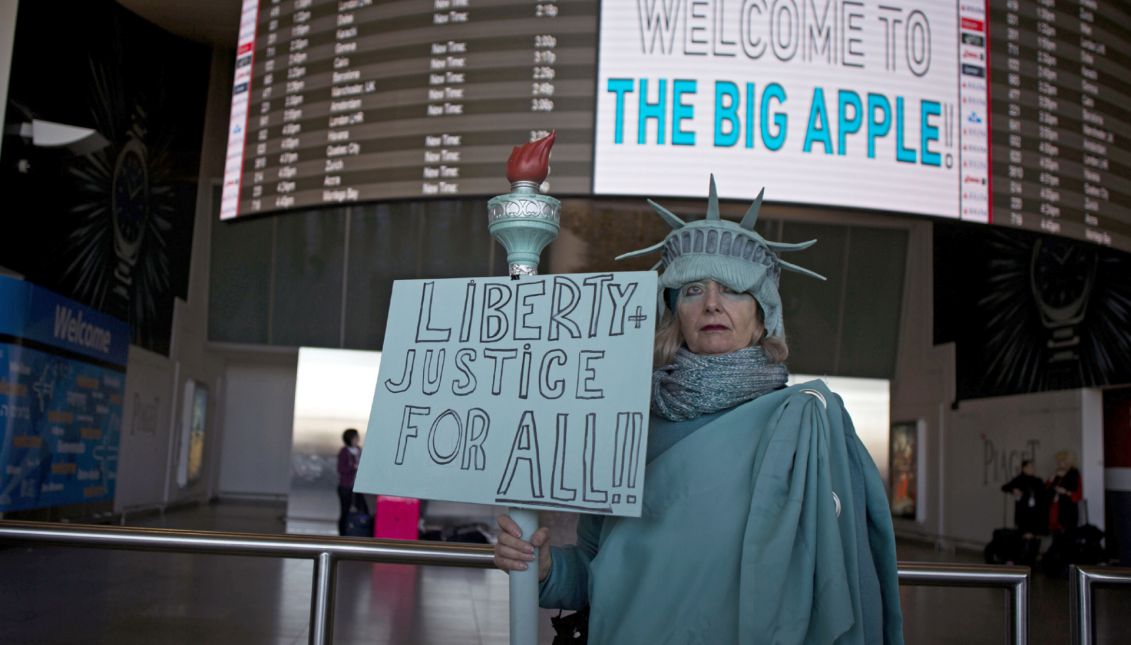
left=219, top=0, right=1131, bottom=254
left=594, top=0, right=985, bottom=222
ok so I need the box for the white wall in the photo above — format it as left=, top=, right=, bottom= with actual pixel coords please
left=113, top=346, right=175, bottom=512
left=216, top=360, right=297, bottom=497
left=890, top=221, right=954, bottom=542
left=791, top=374, right=891, bottom=484
left=944, top=389, right=1092, bottom=544
left=152, top=46, right=234, bottom=507
left=0, top=0, right=18, bottom=161
left=1081, top=388, right=1105, bottom=527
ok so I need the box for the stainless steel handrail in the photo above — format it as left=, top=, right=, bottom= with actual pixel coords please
left=899, top=561, right=1030, bottom=645
left=1, top=520, right=1032, bottom=645
left=1070, top=564, right=1131, bottom=645
left=0, top=520, right=493, bottom=645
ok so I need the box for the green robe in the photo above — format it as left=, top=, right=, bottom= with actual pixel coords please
left=539, top=380, right=904, bottom=644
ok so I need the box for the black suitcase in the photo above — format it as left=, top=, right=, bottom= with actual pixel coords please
left=419, top=522, right=491, bottom=544
left=444, top=523, right=492, bottom=544
left=1041, top=500, right=1105, bottom=576
left=1068, top=523, right=1106, bottom=564
left=984, top=528, right=1041, bottom=566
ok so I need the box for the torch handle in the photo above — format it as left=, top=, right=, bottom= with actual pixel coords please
left=508, top=268, right=540, bottom=644
left=508, top=507, right=540, bottom=645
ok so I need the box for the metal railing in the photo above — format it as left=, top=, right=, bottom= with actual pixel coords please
left=899, top=561, right=1029, bottom=645
left=1070, top=564, right=1131, bottom=645
left=0, top=520, right=1032, bottom=644
left=0, top=520, right=494, bottom=645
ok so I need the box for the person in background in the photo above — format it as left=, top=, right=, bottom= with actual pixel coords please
left=1047, top=450, right=1082, bottom=534
left=493, top=178, right=904, bottom=644
left=1000, top=459, right=1046, bottom=537
left=337, top=428, right=368, bottom=536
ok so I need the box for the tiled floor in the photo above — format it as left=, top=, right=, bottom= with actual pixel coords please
left=1, top=501, right=1128, bottom=644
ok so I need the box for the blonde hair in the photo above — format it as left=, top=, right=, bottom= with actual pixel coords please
left=1055, top=451, right=1077, bottom=469
left=653, top=304, right=789, bottom=367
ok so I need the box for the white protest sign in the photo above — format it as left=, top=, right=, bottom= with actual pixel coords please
left=355, top=272, right=657, bottom=517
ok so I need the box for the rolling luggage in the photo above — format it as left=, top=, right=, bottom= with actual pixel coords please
left=444, top=522, right=492, bottom=544
left=374, top=495, right=420, bottom=540
left=419, top=522, right=492, bottom=544
left=984, top=528, right=1040, bottom=566
left=1040, top=500, right=1105, bottom=576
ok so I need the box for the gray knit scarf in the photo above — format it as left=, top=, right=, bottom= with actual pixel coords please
left=651, top=346, right=789, bottom=421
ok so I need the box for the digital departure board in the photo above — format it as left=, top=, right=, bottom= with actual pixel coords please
left=220, top=0, right=597, bottom=218
left=989, top=0, right=1130, bottom=251
left=219, top=0, right=1131, bottom=256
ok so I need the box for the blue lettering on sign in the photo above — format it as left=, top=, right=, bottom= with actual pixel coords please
left=895, top=97, right=917, bottom=163
left=607, top=78, right=634, bottom=144
left=606, top=78, right=699, bottom=146
left=837, top=90, right=863, bottom=156
left=867, top=93, right=892, bottom=159
left=803, top=87, right=832, bottom=154
left=638, top=78, right=667, bottom=144
left=715, top=81, right=740, bottom=147
left=760, top=83, right=787, bottom=151
left=605, top=79, right=949, bottom=169
left=921, top=100, right=942, bottom=166
left=671, top=79, right=697, bottom=145
left=709, top=81, right=788, bottom=150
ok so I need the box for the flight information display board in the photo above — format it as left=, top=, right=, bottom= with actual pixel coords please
left=220, top=0, right=1131, bottom=256
left=221, top=0, right=597, bottom=218
left=989, top=0, right=1130, bottom=251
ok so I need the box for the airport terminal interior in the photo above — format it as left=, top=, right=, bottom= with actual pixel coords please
left=1, top=500, right=1130, bottom=644
left=1, top=0, right=1131, bottom=643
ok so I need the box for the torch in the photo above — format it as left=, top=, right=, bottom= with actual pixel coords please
left=488, top=131, right=560, bottom=277
left=487, top=131, right=559, bottom=644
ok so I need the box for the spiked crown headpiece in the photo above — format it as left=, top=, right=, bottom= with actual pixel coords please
left=616, top=175, right=825, bottom=339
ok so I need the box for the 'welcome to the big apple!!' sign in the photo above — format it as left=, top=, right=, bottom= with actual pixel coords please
left=355, top=272, right=657, bottom=517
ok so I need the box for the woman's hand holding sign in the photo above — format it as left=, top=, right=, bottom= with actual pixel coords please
left=494, top=514, right=552, bottom=582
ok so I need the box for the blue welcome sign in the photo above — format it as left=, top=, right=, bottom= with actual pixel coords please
left=356, top=271, right=657, bottom=517
left=0, top=277, right=128, bottom=512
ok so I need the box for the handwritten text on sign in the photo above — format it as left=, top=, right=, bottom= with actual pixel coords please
left=355, top=272, right=657, bottom=517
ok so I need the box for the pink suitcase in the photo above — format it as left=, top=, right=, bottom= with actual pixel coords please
left=374, top=495, right=420, bottom=540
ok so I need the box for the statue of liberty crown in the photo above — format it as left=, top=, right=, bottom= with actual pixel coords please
left=616, top=175, right=826, bottom=339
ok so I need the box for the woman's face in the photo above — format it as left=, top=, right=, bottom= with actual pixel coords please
left=676, top=280, right=763, bottom=355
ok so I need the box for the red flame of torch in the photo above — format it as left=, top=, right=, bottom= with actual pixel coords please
left=505, top=130, right=556, bottom=184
